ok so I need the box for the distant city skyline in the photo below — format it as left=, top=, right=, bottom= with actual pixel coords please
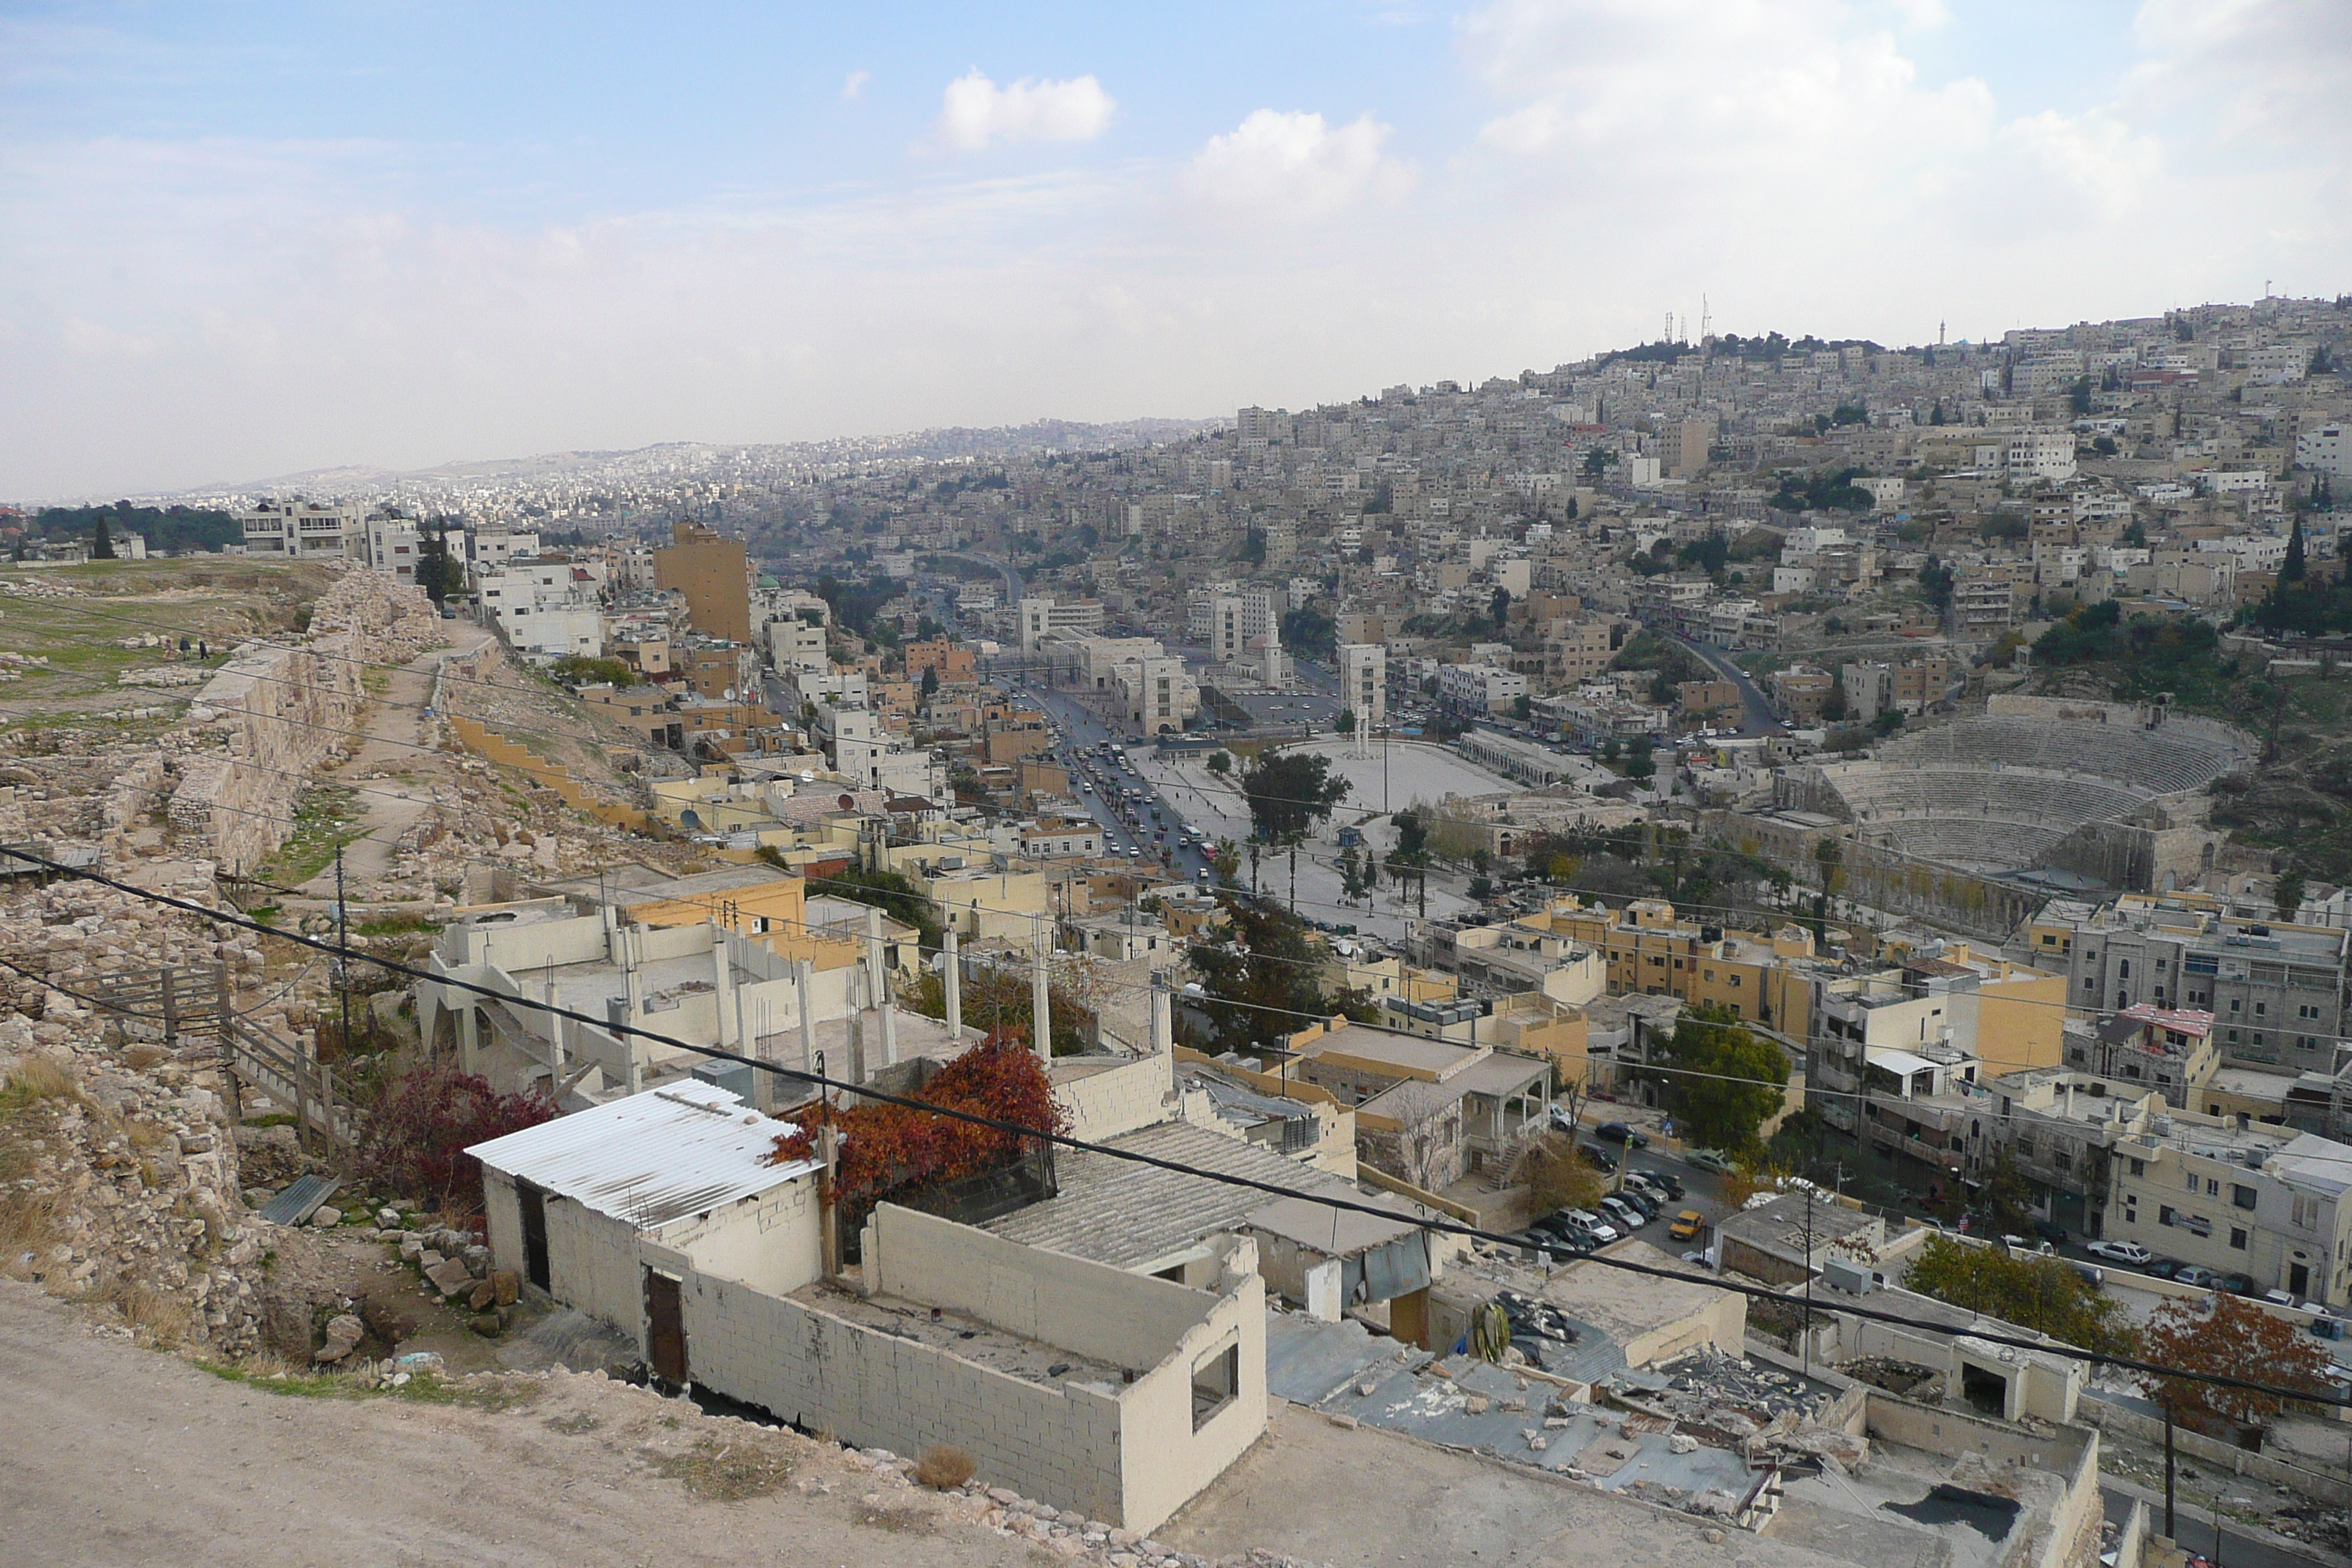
left=3, top=0, right=2345, bottom=498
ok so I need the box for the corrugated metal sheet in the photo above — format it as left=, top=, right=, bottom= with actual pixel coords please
left=468, top=1081, right=819, bottom=1229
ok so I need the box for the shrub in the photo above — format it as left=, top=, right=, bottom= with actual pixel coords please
left=358, top=1068, right=556, bottom=1216
left=914, top=1444, right=976, bottom=1490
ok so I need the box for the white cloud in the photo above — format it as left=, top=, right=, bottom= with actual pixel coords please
left=840, top=69, right=870, bottom=100
left=933, top=69, right=1115, bottom=151
left=1180, top=110, right=1412, bottom=220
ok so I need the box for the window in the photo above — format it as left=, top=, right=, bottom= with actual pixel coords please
left=2130, top=1158, right=2145, bottom=1177
left=2230, top=1227, right=2248, bottom=1250
left=1191, top=1338, right=1240, bottom=1431
left=2159, top=1205, right=2175, bottom=1226
left=2234, top=1185, right=2258, bottom=1210
left=2206, top=1178, right=2220, bottom=1196
left=2119, top=960, right=2131, bottom=979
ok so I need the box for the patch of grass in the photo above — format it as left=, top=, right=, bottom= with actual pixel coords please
left=196, top=1360, right=543, bottom=1412
left=543, top=1411, right=600, bottom=1435
left=649, top=1436, right=798, bottom=1502
left=355, top=914, right=442, bottom=937
left=111, top=1281, right=192, bottom=1345
left=388, top=1372, right=542, bottom=1413
left=256, top=783, right=363, bottom=886
left=0, top=1056, right=78, bottom=1111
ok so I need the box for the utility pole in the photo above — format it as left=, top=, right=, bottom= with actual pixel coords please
left=2163, top=1401, right=2176, bottom=1539
left=333, top=845, right=353, bottom=1075
left=1801, top=1180, right=1816, bottom=1385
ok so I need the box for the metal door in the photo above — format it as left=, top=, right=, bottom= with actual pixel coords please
left=644, top=1269, right=687, bottom=1385
left=517, top=1180, right=550, bottom=1291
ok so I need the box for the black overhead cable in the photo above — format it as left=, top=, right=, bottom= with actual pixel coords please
left=1, top=839, right=2345, bottom=1413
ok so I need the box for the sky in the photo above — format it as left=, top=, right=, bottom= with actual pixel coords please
left=1, top=0, right=2345, bottom=499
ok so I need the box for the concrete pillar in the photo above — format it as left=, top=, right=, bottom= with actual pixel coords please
left=1150, top=976, right=1173, bottom=1055
left=881, top=980, right=899, bottom=1069
left=711, top=923, right=736, bottom=1049
left=943, top=926, right=962, bottom=1040
left=1030, top=913, right=1052, bottom=1063
left=847, top=965, right=867, bottom=1088
left=796, top=957, right=817, bottom=1082
left=1304, top=1256, right=1344, bottom=1322
left=864, top=905, right=886, bottom=1007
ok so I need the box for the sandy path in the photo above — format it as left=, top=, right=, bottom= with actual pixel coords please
left=298, top=625, right=490, bottom=897
left=0, top=1281, right=1037, bottom=1568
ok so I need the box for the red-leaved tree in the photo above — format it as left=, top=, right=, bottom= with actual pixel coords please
left=360, top=1068, right=557, bottom=1217
left=769, top=1030, right=1064, bottom=1238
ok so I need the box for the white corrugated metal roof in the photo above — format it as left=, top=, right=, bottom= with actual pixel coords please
left=468, top=1080, right=819, bottom=1229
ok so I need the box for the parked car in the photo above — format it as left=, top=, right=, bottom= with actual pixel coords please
left=2032, top=1219, right=2070, bottom=1245
left=1616, top=1189, right=1660, bottom=1221
left=2174, top=1266, right=2221, bottom=1290
left=2084, top=1240, right=2152, bottom=1266
left=1595, top=1122, right=1651, bottom=1148
left=1686, top=1148, right=1735, bottom=1173
left=1563, top=1210, right=1618, bottom=1244
left=2219, top=1273, right=2259, bottom=1297
left=1599, top=1196, right=1646, bottom=1230
left=1669, top=1209, right=1705, bottom=1241
left=1578, top=1144, right=1618, bottom=1173
left=2264, top=1289, right=2298, bottom=1308
left=1642, top=1172, right=1687, bottom=1201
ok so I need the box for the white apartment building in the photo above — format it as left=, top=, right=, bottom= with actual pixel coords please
left=238, top=500, right=366, bottom=561
left=764, top=614, right=829, bottom=675
left=1338, top=643, right=1386, bottom=731
left=829, top=707, right=947, bottom=799
left=364, top=515, right=424, bottom=584
left=2103, top=1122, right=2352, bottom=1305
left=1018, top=596, right=1105, bottom=655
left=2005, top=431, right=2078, bottom=485
left=478, top=558, right=604, bottom=660
left=465, top=529, right=542, bottom=571
left=2297, top=424, right=2349, bottom=482
left=1436, top=663, right=1526, bottom=716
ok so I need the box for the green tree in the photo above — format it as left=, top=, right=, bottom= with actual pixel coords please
left=919, top=665, right=940, bottom=701
left=1335, top=707, right=1356, bottom=736
left=1906, top=1236, right=2137, bottom=1354
left=1510, top=694, right=1533, bottom=721
left=1206, top=750, right=1232, bottom=777
left=2283, top=514, right=2307, bottom=584
left=90, top=515, right=116, bottom=560
left=815, top=865, right=942, bottom=953
left=1656, top=1005, right=1788, bottom=1153
left=1240, top=750, right=1351, bottom=843
left=1339, top=844, right=1370, bottom=903
left=1184, top=898, right=1343, bottom=1052
left=2275, top=870, right=2307, bottom=923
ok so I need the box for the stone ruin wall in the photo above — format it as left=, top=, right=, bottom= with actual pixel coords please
left=167, top=569, right=441, bottom=875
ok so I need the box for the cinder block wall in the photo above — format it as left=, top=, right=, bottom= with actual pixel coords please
left=866, top=1204, right=1212, bottom=1370
left=1057, top=1053, right=1175, bottom=1143
left=676, top=1271, right=1129, bottom=1523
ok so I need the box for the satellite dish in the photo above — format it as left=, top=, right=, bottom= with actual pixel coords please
left=838, top=794, right=856, bottom=810
left=680, top=808, right=703, bottom=829
left=799, top=769, right=816, bottom=783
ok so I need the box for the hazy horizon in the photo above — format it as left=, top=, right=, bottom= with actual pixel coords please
left=5, top=0, right=2345, bottom=499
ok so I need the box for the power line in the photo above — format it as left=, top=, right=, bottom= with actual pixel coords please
left=3, top=837, right=2342, bottom=1411
left=20, top=592, right=2348, bottom=1061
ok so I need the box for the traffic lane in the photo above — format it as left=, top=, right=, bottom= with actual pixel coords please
left=1670, top=634, right=1782, bottom=737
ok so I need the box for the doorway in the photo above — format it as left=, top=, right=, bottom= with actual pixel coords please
left=644, top=1269, right=688, bottom=1385
left=517, top=1180, right=550, bottom=1292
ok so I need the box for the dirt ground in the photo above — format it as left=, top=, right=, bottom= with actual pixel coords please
left=0, top=1278, right=1053, bottom=1568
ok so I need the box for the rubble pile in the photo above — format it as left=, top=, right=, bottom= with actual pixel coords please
left=1628, top=1349, right=1861, bottom=1460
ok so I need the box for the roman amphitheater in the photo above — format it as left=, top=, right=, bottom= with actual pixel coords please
left=1776, top=695, right=2255, bottom=892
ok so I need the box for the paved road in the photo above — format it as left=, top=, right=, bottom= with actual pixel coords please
left=2100, top=1479, right=2337, bottom=1568
left=1670, top=633, right=1783, bottom=737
